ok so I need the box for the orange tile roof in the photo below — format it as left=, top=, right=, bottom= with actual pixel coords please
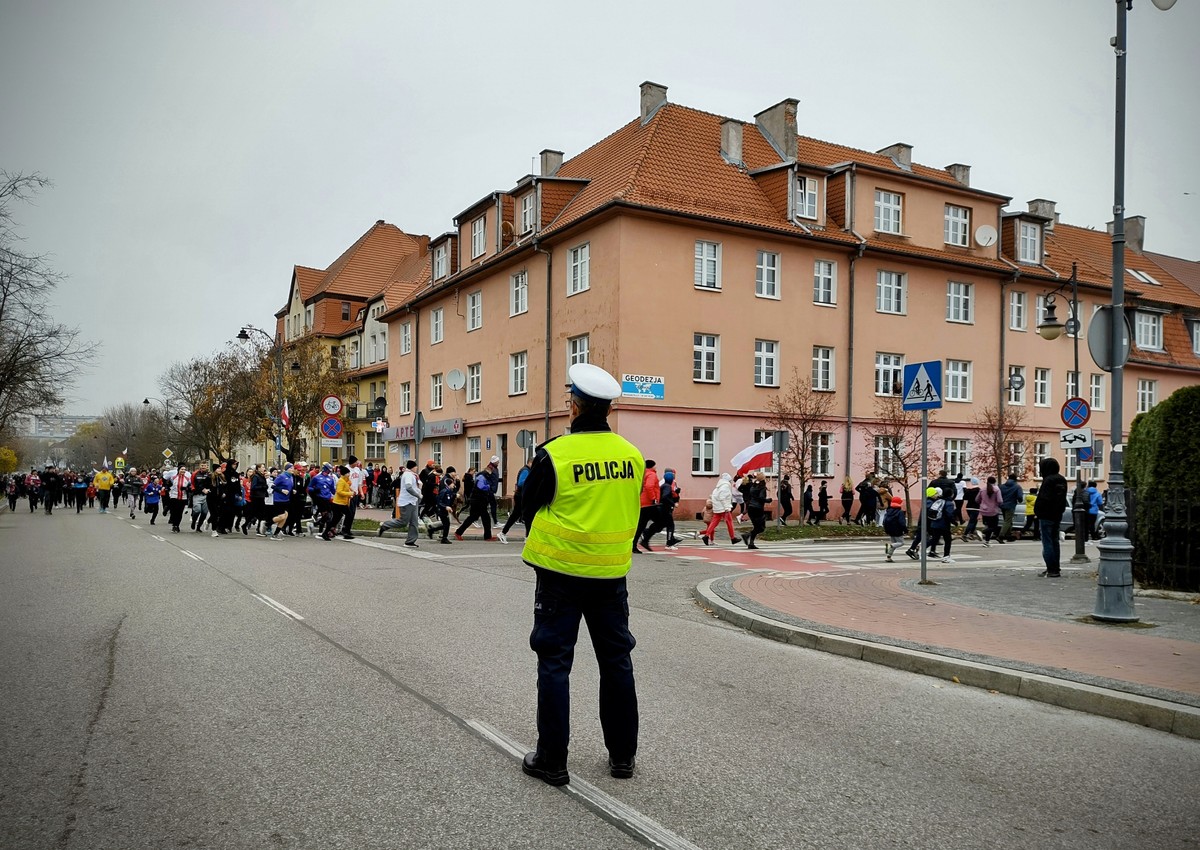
left=1146, top=252, right=1200, bottom=300
left=380, top=247, right=431, bottom=308
left=314, top=221, right=427, bottom=300
left=794, top=136, right=962, bottom=186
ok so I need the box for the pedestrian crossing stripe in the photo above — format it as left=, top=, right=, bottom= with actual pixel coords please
left=904, top=363, right=941, bottom=406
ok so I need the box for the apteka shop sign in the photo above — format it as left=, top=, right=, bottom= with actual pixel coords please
left=621, top=374, right=664, bottom=400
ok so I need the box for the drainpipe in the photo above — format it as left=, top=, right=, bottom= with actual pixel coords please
left=409, top=306, right=420, bottom=447
left=845, top=229, right=867, bottom=479
left=534, top=239, right=553, bottom=438
left=999, top=266, right=1019, bottom=478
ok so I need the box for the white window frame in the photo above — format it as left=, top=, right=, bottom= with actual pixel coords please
left=430, top=440, right=443, bottom=467
left=1089, top=374, right=1106, bottom=412
left=1010, top=291, right=1027, bottom=331
left=510, top=271, right=528, bottom=316
left=430, top=373, right=444, bottom=410
left=1019, top=221, right=1042, bottom=264
left=1064, top=449, right=1080, bottom=481
left=377, top=330, right=386, bottom=363
left=568, top=334, right=589, bottom=367
left=752, top=430, right=781, bottom=477
left=944, top=438, right=970, bottom=477
left=1137, top=379, right=1157, bottom=413
left=305, top=305, right=313, bottom=330
left=1008, top=365, right=1026, bottom=406
left=400, top=321, right=411, bottom=355
left=1192, top=322, right=1200, bottom=356
left=1033, top=442, right=1051, bottom=478
left=873, top=435, right=903, bottom=479
left=946, top=359, right=972, bottom=402
left=471, top=216, right=485, bottom=259
left=944, top=204, right=970, bottom=247
left=1135, top=311, right=1163, bottom=350
left=693, top=333, right=720, bottom=383
left=813, top=260, right=836, bottom=306
left=692, top=427, right=717, bottom=475
left=811, top=346, right=835, bottom=391
left=946, top=281, right=974, bottom=324
left=400, top=381, right=411, bottom=415
left=874, top=190, right=903, bottom=234
left=875, top=352, right=904, bottom=396
left=433, top=244, right=448, bottom=280
left=754, top=339, right=779, bottom=387
left=694, top=240, right=721, bottom=290
left=1066, top=371, right=1080, bottom=401
left=811, top=433, right=833, bottom=477
left=755, top=251, right=780, bottom=299
left=797, top=176, right=818, bottom=220
left=568, top=243, right=590, bottom=295
left=467, top=437, right=481, bottom=473
left=430, top=308, right=444, bottom=344
left=466, top=363, right=481, bottom=404
left=509, top=352, right=527, bottom=396
left=365, top=430, right=384, bottom=459
left=1034, top=367, right=1051, bottom=407
left=520, top=194, right=535, bottom=234
left=467, top=291, right=482, bottom=332
left=876, top=270, right=906, bottom=314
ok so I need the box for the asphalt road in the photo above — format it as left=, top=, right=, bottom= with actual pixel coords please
left=2, top=507, right=1199, bottom=850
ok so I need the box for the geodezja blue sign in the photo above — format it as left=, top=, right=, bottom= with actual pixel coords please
left=621, top=374, right=665, bottom=400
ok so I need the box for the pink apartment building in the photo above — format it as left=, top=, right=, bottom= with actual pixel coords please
left=301, top=81, right=1200, bottom=516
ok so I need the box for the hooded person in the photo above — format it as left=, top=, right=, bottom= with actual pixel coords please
left=882, top=496, right=908, bottom=562
left=1033, top=456, right=1069, bottom=577
left=701, top=472, right=740, bottom=546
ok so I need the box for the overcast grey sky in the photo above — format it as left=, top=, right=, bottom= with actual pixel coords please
left=3, top=0, right=1196, bottom=417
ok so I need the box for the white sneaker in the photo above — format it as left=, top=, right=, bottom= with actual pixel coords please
left=211, top=531, right=219, bottom=538
left=666, top=544, right=679, bottom=551
left=497, top=532, right=508, bottom=544
left=941, top=556, right=955, bottom=564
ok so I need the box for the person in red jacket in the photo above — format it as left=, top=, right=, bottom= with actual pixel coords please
left=633, top=459, right=660, bottom=553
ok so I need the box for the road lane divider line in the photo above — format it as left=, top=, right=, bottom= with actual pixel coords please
left=252, top=593, right=305, bottom=621
left=467, top=720, right=705, bottom=850
left=152, top=534, right=165, bottom=541
left=181, top=550, right=203, bottom=561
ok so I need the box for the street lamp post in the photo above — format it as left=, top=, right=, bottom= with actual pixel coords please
left=143, top=397, right=182, bottom=463
left=237, top=325, right=299, bottom=465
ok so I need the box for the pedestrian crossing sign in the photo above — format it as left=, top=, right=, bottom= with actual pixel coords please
left=902, top=360, right=943, bottom=411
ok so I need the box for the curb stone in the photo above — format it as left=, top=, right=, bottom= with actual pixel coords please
left=694, top=576, right=1200, bottom=741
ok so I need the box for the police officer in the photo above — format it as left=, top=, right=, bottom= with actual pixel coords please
left=519, top=363, right=644, bottom=786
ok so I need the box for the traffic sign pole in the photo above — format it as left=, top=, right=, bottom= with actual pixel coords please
left=920, top=410, right=928, bottom=583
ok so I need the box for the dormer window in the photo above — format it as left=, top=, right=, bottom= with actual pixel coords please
left=1018, top=221, right=1042, bottom=264
left=796, top=177, right=818, bottom=220
left=874, top=190, right=902, bottom=234
left=471, top=217, right=485, bottom=259
left=944, top=205, right=970, bottom=247
left=520, top=194, right=535, bottom=234
left=1128, top=269, right=1162, bottom=286
left=341, top=301, right=351, bottom=320
left=433, top=244, right=448, bottom=280
left=1192, top=321, right=1200, bottom=356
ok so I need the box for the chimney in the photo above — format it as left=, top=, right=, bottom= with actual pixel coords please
left=640, top=81, right=668, bottom=124
left=878, top=143, right=913, bottom=171
left=1027, top=199, right=1057, bottom=231
left=720, top=118, right=744, bottom=166
left=539, top=149, right=563, bottom=177
left=1106, top=215, right=1146, bottom=254
left=754, top=98, right=799, bottom=162
left=946, top=163, right=971, bottom=187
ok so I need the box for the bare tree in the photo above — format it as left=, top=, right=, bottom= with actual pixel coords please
left=0, top=173, right=96, bottom=432
left=970, top=404, right=1035, bottom=481
left=764, top=368, right=838, bottom=501
left=860, top=394, right=940, bottom=520
left=159, top=346, right=261, bottom=464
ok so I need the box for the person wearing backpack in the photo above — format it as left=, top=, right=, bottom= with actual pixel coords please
left=498, top=458, right=533, bottom=544
left=882, top=496, right=908, bottom=562
left=454, top=461, right=496, bottom=540
left=430, top=467, right=459, bottom=544
left=925, top=487, right=955, bottom=563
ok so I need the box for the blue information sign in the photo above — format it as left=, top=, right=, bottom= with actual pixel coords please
left=902, top=361, right=943, bottom=411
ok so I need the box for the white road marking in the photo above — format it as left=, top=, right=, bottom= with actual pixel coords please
left=130, top=524, right=141, bottom=529
left=467, top=720, right=706, bottom=850
left=152, top=535, right=165, bottom=542
left=252, top=594, right=305, bottom=621
left=181, top=550, right=203, bottom=561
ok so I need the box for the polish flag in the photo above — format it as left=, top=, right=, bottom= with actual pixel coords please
left=280, top=400, right=291, bottom=430
left=731, top=436, right=774, bottom=478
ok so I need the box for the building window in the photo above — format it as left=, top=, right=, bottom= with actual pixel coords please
left=1019, top=221, right=1042, bottom=263
left=429, top=440, right=443, bottom=467
left=876, top=270, right=906, bottom=314
left=467, top=291, right=482, bottom=331
left=568, top=334, right=589, bottom=366
left=377, top=330, right=387, bottom=362
left=1193, top=322, right=1200, bottom=356
left=755, top=251, right=780, bottom=299
left=1066, top=371, right=1080, bottom=400
left=811, top=433, right=833, bottom=477
left=433, top=244, right=447, bottom=280
left=946, top=360, right=972, bottom=402
left=430, top=373, right=443, bottom=410
left=1064, top=448, right=1080, bottom=481
left=873, top=436, right=902, bottom=478
left=1135, top=312, right=1163, bottom=350
left=341, top=302, right=351, bottom=320
left=797, top=176, right=818, bottom=220
left=1008, top=365, right=1026, bottom=405
left=510, top=271, right=528, bottom=316
left=1034, top=368, right=1051, bottom=407
left=400, top=381, right=411, bottom=415
left=754, top=339, right=779, bottom=387
left=466, top=363, right=481, bottom=404
left=1033, top=441, right=1050, bottom=478
left=752, top=429, right=781, bottom=476
left=1137, top=379, right=1158, bottom=413
left=305, top=305, right=313, bottom=329
left=692, top=427, right=717, bottom=475
left=367, top=334, right=377, bottom=365
left=366, top=430, right=383, bottom=459
left=944, top=205, right=970, bottom=247
left=467, top=437, right=481, bottom=473
left=946, top=281, right=974, bottom=323
left=694, top=240, right=721, bottom=290
left=1089, top=374, right=1105, bottom=411
left=400, top=322, right=411, bottom=355
left=813, top=260, right=836, bottom=306
left=944, top=438, right=970, bottom=477
left=344, top=432, right=355, bottom=460
left=520, top=194, right=535, bottom=233
left=568, top=243, right=590, bottom=295
left=874, top=190, right=902, bottom=234
left=510, top=352, right=527, bottom=395
left=812, top=346, right=834, bottom=391
left=471, top=216, right=485, bottom=259
left=1006, top=441, right=1026, bottom=477
left=430, top=308, right=444, bottom=344
left=1010, top=291, right=1027, bottom=331
left=693, top=333, right=720, bottom=382
left=875, top=352, right=904, bottom=396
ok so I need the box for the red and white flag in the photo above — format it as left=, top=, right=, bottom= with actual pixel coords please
left=280, top=400, right=291, bottom=430
left=731, top=436, right=774, bottom=478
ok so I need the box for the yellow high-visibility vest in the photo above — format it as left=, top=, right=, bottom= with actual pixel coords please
left=522, top=431, right=644, bottom=578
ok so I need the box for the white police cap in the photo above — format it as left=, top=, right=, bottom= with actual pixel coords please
left=568, top=363, right=622, bottom=402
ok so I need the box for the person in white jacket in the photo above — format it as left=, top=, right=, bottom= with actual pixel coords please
left=701, top=472, right=741, bottom=546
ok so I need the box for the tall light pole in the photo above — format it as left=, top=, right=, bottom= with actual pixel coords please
left=1094, top=0, right=1175, bottom=622
left=237, top=325, right=299, bottom=465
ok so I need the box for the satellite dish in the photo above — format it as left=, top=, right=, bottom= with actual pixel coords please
left=974, top=224, right=997, bottom=248
left=447, top=369, right=466, bottom=390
